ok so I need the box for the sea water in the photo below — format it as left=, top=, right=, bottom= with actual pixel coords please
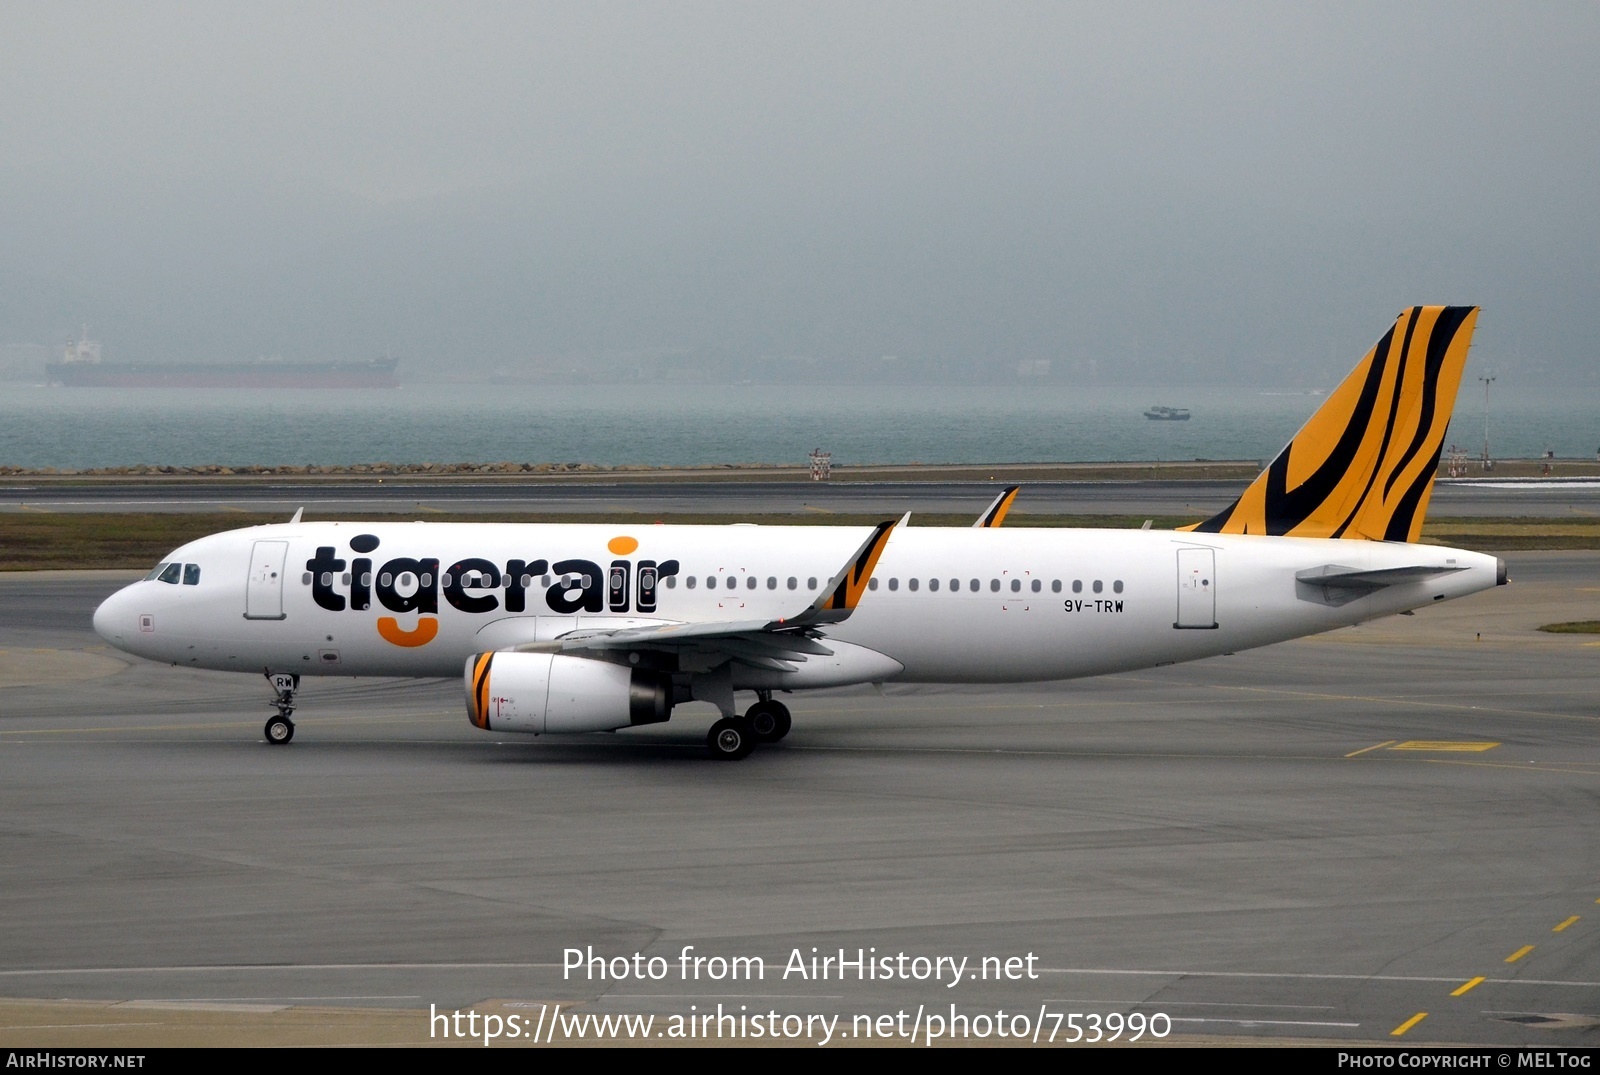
left=0, top=382, right=1589, bottom=470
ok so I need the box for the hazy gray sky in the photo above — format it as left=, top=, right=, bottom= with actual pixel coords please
left=3, top=1, right=1596, bottom=383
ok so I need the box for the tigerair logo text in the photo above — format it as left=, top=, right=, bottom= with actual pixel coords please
left=304, top=534, right=679, bottom=647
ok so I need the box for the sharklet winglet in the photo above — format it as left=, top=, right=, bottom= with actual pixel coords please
left=788, top=518, right=899, bottom=626
left=973, top=486, right=1021, bottom=528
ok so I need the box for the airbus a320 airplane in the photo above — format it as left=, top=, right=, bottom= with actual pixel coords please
left=94, top=307, right=1503, bottom=759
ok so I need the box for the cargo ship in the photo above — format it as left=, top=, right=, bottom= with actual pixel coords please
left=45, top=330, right=399, bottom=389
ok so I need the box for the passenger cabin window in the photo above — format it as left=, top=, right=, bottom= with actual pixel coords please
left=869, top=578, right=879, bottom=591
left=1010, top=579, right=1021, bottom=592
left=1114, top=580, right=1124, bottom=593
left=888, top=578, right=899, bottom=592
left=1030, top=579, right=1040, bottom=593
left=908, top=578, right=919, bottom=591
left=1093, top=580, right=1103, bottom=594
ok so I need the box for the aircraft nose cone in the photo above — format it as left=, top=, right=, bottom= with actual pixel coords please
left=93, top=586, right=133, bottom=648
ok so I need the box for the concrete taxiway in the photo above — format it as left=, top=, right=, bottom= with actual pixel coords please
left=0, top=554, right=1596, bottom=1047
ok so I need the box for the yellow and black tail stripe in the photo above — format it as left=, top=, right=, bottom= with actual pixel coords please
left=974, top=486, right=1021, bottom=528
left=468, top=652, right=495, bottom=729
left=817, top=518, right=899, bottom=614
left=1183, top=306, right=1478, bottom=542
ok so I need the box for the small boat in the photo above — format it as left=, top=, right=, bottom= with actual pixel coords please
left=1144, top=405, right=1190, bottom=421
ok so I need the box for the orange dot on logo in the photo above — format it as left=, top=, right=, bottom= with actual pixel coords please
left=608, top=536, right=639, bottom=555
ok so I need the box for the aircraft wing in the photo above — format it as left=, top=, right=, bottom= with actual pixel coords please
left=509, top=517, right=900, bottom=672
left=557, top=620, right=835, bottom=672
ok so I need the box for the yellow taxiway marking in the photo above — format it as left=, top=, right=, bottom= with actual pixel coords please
left=1390, top=1012, right=1427, bottom=1036
left=1450, top=977, right=1485, bottom=997
left=1388, top=740, right=1500, bottom=752
left=17, top=504, right=51, bottom=513
left=803, top=505, right=834, bottom=514
left=1554, top=916, right=1581, bottom=932
left=1345, top=740, right=1396, bottom=758
left=1506, top=946, right=1535, bottom=963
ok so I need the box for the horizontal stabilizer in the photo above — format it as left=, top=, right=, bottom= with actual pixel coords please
left=1295, top=563, right=1467, bottom=588
left=1294, top=561, right=1469, bottom=606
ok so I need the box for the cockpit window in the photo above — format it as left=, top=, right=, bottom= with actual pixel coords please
left=144, top=563, right=170, bottom=581
left=183, top=564, right=201, bottom=586
left=156, top=563, right=182, bottom=585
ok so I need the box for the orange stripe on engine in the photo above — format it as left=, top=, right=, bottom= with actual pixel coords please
left=471, top=652, right=494, bottom=729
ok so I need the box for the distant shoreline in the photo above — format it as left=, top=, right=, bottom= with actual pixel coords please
left=3, top=458, right=1598, bottom=482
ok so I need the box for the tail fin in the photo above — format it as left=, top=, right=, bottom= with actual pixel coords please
left=1182, top=305, right=1478, bottom=542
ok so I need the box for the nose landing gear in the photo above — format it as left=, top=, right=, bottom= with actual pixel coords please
left=264, top=671, right=298, bottom=745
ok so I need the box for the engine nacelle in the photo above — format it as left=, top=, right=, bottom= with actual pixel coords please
left=465, top=652, right=671, bottom=734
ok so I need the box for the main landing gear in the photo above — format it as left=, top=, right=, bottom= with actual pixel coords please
left=705, top=694, right=792, bottom=760
left=747, top=697, right=792, bottom=743
left=264, top=672, right=298, bottom=745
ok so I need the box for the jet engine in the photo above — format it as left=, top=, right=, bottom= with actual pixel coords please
left=465, top=652, right=671, bottom=734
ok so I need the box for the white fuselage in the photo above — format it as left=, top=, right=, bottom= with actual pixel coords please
left=93, top=521, right=1501, bottom=686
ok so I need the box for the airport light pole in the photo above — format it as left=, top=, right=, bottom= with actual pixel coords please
left=1478, top=375, right=1495, bottom=470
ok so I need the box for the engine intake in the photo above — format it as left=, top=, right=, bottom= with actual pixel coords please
left=465, top=652, right=671, bottom=734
